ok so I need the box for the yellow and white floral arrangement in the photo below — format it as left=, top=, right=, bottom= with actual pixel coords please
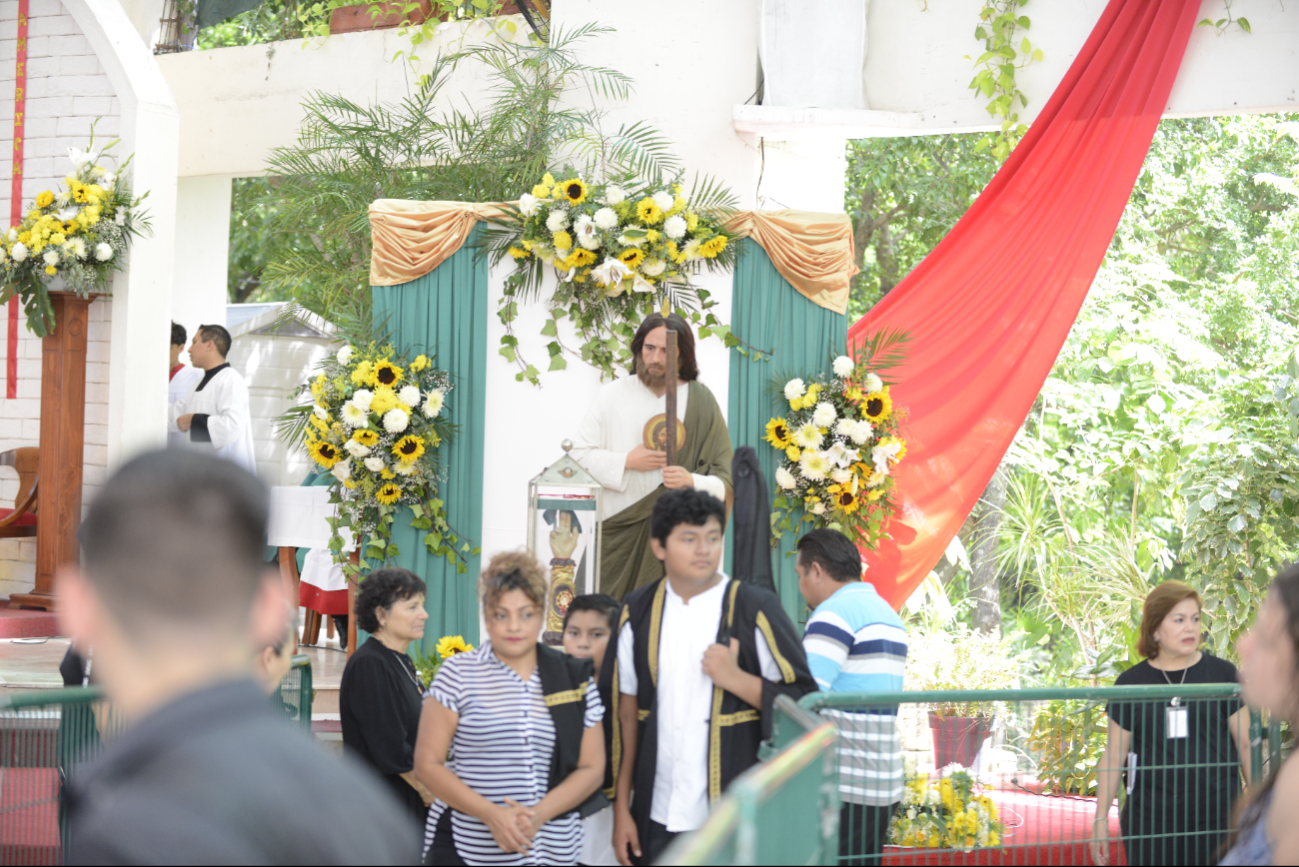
left=289, top=341, right=470, bottom=579
left=412, top=634, right=475, bottom=686
left=890, top=768, right=1003, bottom=851
left=0, top=124, right=150, bottom=337
left=488, top=169, right=739, bottom=385
left=767, top=352, right=907, bottom=548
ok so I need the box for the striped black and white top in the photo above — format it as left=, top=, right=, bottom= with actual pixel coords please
left=422, top=642, right=603, bottom=865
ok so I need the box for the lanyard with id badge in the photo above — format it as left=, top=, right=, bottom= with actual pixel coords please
left=1163, top=665, right=1190, bottom=739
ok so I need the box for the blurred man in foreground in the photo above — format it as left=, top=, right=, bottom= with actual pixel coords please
left=58, top=450, right=420, bottom=865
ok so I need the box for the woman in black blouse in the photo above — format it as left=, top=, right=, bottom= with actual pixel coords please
left=1090, top=580, right=1250, bottom=866
left=340, top=567, right=434, bottom=826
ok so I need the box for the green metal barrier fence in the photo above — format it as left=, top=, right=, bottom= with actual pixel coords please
left=0, top=654, right=314, bottom=866
left=666, top=684, right=1288, bottom=866
left=661, top=695, right=841, bottom=866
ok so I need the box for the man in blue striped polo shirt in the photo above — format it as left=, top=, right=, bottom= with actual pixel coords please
left=797, top=529, right=908, bottom=866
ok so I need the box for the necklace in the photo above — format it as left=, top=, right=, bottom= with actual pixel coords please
left=382, top=641, right=424, bottom=692
left=1159, top=665, right=1188, bottom=686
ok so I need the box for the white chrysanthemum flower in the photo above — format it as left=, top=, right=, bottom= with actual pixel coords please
left=799, top=451, right=830, bottom=481
left=812, top=402, right=837, bottom=428
left=810, top=501, right=827, bottom=516
left=94, top=243, right=113, bottom=261
left=313, top=404, right=328, bottom=420
left=331, top=460, right=352, bottom=482
left=394, top=461, right=418, bottom=476
left=519, top=193, right=540, bottom=217
left=591, top=257, right=631, bottom=288
left=344, top=439, right=370, bottom=458
left=341, top=401, right=369, bottom=427
left=43, top=250, right=59, bottom=266
left=545, top=209, right=569, bottom=232
left=641, top=258, right=666, bottom=277
left=593, top=207, right=619, bottom=231
left=423, top=389, right=445, bottom=418
left=11, top=242, right=27, bottom=262
left=833, top=355, right=854, bottom=378
left=398, top=385, right=422, bottom=407
left=872, top=440, right=903, bottom=475
left=663, top=214, right=687, bottom=240
left=862, top=372, right=883, bottom=393
left=603, top=185, right=626, bottom=205
left=383, top=408, right=409, bottom=433
left=834, top=418, right=857, bottom=438
left=363, top=456, right=385, bottom=473
left=64, top=237, right=87, bottom=260
left=793, top=423, right=824, bottom=450
left=652, top=191, right=674, bottom=212
left=784, top=378, right=806, bottom=400
left=337, top=345, right=353, bottom=365
left=831, top=467, right=852, bottom=485
left=775, top=466, right=797, bottom=490
left=351, top=389, right=373, bottom=411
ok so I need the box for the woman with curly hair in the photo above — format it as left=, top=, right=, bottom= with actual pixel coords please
left=340, top=567, right=433, bottom=827
left=414, top=551, right=606, bottom=865
left=1222, top=563, right=1299, bottom=864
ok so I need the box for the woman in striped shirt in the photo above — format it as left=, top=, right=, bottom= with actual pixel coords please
left=414, top=552, right=606, bottom=865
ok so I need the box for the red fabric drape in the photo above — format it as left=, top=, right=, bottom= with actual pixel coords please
left=851, top=0, right=1200, bottom=609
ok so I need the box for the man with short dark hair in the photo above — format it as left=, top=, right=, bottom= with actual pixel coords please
left=169, top=323, right=256, bottom=474
left=797, top=528, right=908, bottom=866
left=167, top=322, right=203, bottom=449
left=571, top=314, right=733, bottom=598
left=58, top=450, right=420, bottom=864
left=607, top=489, right=816, bottom=865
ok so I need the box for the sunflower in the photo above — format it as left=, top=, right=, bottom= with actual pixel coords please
left=392, top=435, right=426, bottom=462
left=862, top=387, right=893, bottom=423
left=372, top=360, right=402, bottom=388
left=699, top=235, right=728, bottom=258
left=309, top=441, right=341, bottom=469
left=618, top=248, right=645, bottom=269
left=375, top=482, right=402, bottom=505
left=352, top=429, right=380, bottom=447
left=828, top=484, right=860, bottom=515
left=559, top=178, right=588, bottom=206
left=635, top=198, right=664, bottom=225
left=437, top=635, right=474, bottom=658
left=563, top=248, right=597, bottom=269
left=765, top=418, right=792, bottom=449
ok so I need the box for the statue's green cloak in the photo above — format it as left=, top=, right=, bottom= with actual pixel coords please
left=599, top=381, right=733, bottom=599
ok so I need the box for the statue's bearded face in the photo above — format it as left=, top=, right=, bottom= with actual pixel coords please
left=637, top=325, right=669, bottom=388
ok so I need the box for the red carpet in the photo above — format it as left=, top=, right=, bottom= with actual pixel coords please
left=883, top=789, right=1126, bottom=866
left=0, top=600, right=59, bottom=639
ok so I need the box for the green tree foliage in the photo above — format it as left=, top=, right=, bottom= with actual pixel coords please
left=227, top=177, right=283, bottom=303
left=844, top=135, right=998, bottom=316
left=860, top=115, right=1299, bottom=679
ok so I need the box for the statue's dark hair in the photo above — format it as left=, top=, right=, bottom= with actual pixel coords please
left=630, top=314, right=698, bottom=382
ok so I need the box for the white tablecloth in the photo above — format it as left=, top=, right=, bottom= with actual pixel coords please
left=267, top=485, right=355, bottom=550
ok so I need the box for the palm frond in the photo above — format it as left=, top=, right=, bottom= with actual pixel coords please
left=852, top=325, right=912, bottom=379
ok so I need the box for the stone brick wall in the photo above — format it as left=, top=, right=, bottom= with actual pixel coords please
left=0, top=0, right=119, bottom=598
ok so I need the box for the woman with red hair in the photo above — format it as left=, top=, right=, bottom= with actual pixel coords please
left=1090, top=580, right=1251, bottom=866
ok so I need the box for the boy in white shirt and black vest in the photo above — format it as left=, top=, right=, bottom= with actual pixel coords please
left=602, top=489, right=817, bottom=866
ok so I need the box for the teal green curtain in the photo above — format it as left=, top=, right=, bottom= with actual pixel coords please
left=726, top=241, right=848, bottom=627
left=370, top=232, right=488, bottom=648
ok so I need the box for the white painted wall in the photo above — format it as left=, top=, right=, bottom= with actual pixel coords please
left=740, top=0, right=1299, bottom=139
left=172, top=174, right=232, bottom=331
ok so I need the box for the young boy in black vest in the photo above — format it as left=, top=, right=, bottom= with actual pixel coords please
left=602, top=489, right=817, bottom=865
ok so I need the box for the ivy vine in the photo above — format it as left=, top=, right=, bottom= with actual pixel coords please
left=966, top=0, right=1043, bottom=162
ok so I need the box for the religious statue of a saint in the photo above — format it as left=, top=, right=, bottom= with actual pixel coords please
left=570, top=314, right=733, bottom=599
left=543, top=508, right=581, bottom=642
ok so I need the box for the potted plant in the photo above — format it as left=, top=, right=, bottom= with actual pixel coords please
left=906, top=623, right=1021, bottom=769
left=328, top=0, right=516, bottom=35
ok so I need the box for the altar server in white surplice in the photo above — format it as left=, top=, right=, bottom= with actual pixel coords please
left=167, top=321, right=204, bottom=449
left=168, top=324, right=257, bottom=475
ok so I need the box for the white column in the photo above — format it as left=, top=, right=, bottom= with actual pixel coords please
left=171, top=174, right=232, bottom=334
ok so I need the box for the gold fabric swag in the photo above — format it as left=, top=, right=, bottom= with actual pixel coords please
left=368, top=200, right=858, bottom=315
